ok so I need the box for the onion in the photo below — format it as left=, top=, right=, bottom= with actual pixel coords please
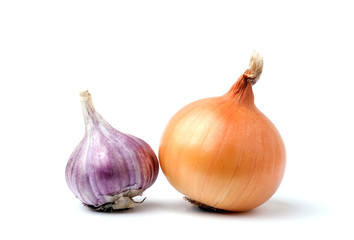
left=159, top=52, right=286, bottom=212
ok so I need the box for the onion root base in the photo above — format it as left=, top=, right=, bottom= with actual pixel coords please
left=183, top=196, right=230, bottom=213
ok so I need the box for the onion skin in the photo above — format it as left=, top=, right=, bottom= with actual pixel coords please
left=65, top=91, right=159, bottom=210
left=159, top=53, right=286, bottom=212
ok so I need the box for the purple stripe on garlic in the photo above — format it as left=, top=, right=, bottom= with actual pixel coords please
left=65, top=91, right=159, bottom=211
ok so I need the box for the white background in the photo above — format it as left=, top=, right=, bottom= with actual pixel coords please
left=1, top=0, right=353, bottom=239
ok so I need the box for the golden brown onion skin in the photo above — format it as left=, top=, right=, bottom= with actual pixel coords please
left=159, top=74, right=286, bottom=212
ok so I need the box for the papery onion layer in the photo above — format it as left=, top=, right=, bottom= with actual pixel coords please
left=159, top=53, right=285, bottom=212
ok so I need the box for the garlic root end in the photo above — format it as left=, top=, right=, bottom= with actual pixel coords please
left=84, top=189, right=145, bottom=211
left=112, top=197, right=135, bottom=210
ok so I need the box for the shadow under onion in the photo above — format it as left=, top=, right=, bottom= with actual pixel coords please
left=79, top=196, right=326, bottom=220
left=184, top=197, right=327, bottom=220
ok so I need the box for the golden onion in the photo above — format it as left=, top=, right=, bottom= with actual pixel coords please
left=159, top=52, right=286, bottom=212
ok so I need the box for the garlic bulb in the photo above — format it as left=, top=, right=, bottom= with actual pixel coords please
left=65, top=91, right=159, bottom=211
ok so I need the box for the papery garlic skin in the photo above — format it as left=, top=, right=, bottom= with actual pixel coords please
left=65, top=91, right=159, bottom=210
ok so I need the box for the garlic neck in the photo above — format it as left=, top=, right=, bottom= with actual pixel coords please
left=80, top=91, right=101, bottom=132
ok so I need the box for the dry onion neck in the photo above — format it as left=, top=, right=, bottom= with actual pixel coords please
left=245, top=51, right=263, bottom=85
left=227, top=52, right=264, bottom=100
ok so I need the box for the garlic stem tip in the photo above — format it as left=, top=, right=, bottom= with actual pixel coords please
left=80, top=90, right=91, bottom=98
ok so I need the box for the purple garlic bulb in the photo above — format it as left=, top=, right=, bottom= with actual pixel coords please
left=65, top=91, right=159, bottom=211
